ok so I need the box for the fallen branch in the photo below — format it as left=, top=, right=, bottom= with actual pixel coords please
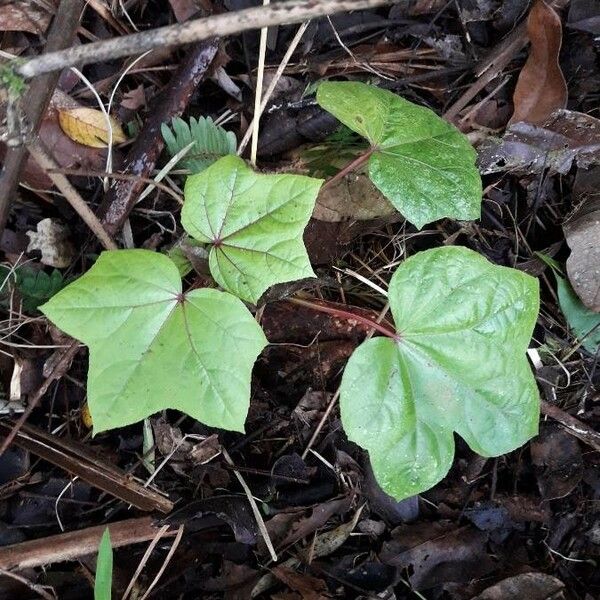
left=16, top=0, right=399, bottom=80
left=0, top=517, right=176, bottom=571
left=0, top=421, right=173, bottom=513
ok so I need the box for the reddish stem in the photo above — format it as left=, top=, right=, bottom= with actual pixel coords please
left=320, top=146, right=377, bottom=191
left=289, top=297, right=399, bottom=341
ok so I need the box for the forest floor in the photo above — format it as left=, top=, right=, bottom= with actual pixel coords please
left=0, top=0, right=599, bottom=598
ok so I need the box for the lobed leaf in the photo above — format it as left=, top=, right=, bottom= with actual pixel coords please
left=182, top=155, right=323, bottom=304
left=41, top=250, right=267, bottom=433
left=340, top=247, right=540, bottom=500
left=316, top=82, right=482, bottom=229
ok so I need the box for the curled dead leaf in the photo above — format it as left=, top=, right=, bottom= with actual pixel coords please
left=510, top=0, right=567, bottom=125
left=58, top=108, right=127, bottom=148
left=478, top=109, right=600, bottom=175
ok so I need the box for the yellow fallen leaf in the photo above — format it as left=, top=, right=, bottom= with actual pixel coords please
left=81, top=401, right=93, bottom=428
left=58, top=107, right=127, bottom=148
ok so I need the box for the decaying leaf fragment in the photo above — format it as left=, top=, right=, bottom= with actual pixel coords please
left=313, top=172, right=396, bottom=222
left=478, top=110, right=600, bottom=175
left=0, top=1, right=52, bottom=34
left=564, top=167, right=600, bottom=313
left=510, top=0, right=567, bottom=125
left=58, top=108, right=127, bottom=148
left=26, top=219, right=75, bottom=269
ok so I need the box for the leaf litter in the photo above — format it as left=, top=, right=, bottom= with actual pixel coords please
left=1, top=1, right=600, bottom=599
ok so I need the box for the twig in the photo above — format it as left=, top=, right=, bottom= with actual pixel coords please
left=138, top=525, right=185, bottom=600
left=250, top=0, right=270, bottom=166
left=122, top=525, right=171, bottom=600
left=541, top=399, right=600, bottom=454
left=0, top=420, right=173, bottom=512
left=0, top=517, right=177, bottom=571
left=0, top=340, right=80, bottom=458
left=0, top=0, right=83, bottom=238
left=97, top=40, right=218, bottom=236
left=222, top=447, right=278, bottom=562
left=27, top=141, right=118, bottom=250
left=0, top=568, right=56, bottom=600
left=238, top=20, right=310, bottom=155
left=16, top=0, right=399, bottom=80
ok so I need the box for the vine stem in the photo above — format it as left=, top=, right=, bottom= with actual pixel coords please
left=289, top=297, right=399, bottom=341
left=320, top=146, right=377, bottom=190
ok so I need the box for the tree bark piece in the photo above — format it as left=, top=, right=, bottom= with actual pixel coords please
left=17, top=0, right=399, bottom=80
left=0, top=517, right=175, bottom=570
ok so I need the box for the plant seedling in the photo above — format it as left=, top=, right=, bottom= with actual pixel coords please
left=94, top=528, right=112, bottom=600
left=40, top=83, right=540, bottom=500
left=316, top=81, right=482, bottom=229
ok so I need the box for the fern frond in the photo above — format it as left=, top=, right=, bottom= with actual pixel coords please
left=161, top=116, right=237, bottom=174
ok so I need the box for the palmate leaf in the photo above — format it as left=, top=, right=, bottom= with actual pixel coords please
left=161, top=116, right=236, bottom=174
left=340, top=247, right=540, bottom=500
left=316, top=82, right=482, bottom=229
left=40, top=250, right=267, bottom=434
left=182, top=155, right=323, bottom=304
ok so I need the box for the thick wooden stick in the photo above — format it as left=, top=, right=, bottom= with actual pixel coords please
left=0, top=517, right=175, bottom=571
left=17, top=0, right=399, bottom=79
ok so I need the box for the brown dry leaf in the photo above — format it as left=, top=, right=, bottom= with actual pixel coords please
left=510, top=1, right=567, bottom=125
left=564, top=166, right=600, bottom=312
left=0, top=1, right=52, bottom=34
left=121, top=85, right=147, bottom=111
left=478, top=109, right=600, bottom=175
left=471, top=572, right=566, bottom=600
left=313, top=174, right=396, bottom=222
left=271, top=567, right=329, bottom=600
left=58, top=108, right=127, bottom=148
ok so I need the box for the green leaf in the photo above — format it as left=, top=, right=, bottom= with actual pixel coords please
left=555, top=273, right=600, bottom=354
left=161, top=116, right=237, bottom=174
left=536, top=252, right=600, bottom=354
left=182, top=155, right=323, bottom=304
left=94, top=528, right=112, bottom=600
left=340, top=246, right=540, bottom=500
left=0, top=264, right=66, bottom=312
left=40, top=250, right=267, bottom=433
left=316, top=82, right=482, bottom=229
